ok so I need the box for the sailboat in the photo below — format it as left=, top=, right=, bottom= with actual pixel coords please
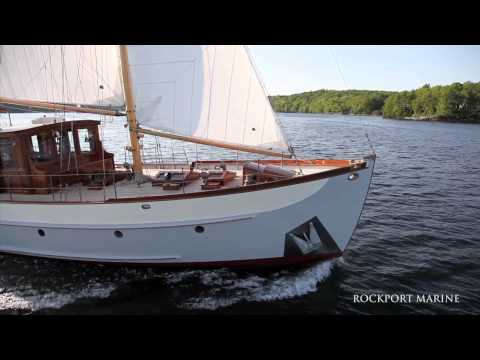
left=0, top=45, right=375, bottom=268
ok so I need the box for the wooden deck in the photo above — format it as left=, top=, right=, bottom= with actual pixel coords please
left=0, top=160, right=342, bottom=203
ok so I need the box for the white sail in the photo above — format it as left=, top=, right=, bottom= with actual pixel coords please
left=0, top=45, right=124, bottom=108
left=127, top=45, right=289, bottom=152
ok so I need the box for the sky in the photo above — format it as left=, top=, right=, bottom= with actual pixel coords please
left=249, top=45, right=480, bottom=95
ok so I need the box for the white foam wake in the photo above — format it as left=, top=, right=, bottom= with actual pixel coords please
left=0, top=259, right=334, bottom=313
left=0, top=283, right=116, bottom=313
left=175, top=260, right=334, bottom=311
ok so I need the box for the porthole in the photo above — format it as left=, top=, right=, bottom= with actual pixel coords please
left=38, top=229, right=45, bottom=237
left=348, top=173, right=359, bottom=181
left=195, top=225, right=205, bottom=234
left=114, top=230, right=124, bottom=238
left=141, top=204, right=151, bottom=210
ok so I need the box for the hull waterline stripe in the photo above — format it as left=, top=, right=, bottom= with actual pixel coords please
left=0, top=248, right=342, bottom=269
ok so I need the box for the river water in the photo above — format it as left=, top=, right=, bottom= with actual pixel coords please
left=0, top=113, right=479, bottom=314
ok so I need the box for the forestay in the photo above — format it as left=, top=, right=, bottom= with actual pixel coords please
left=127, top=45, right=289, bottom=152
left=0, top=45, right=124, bottom=108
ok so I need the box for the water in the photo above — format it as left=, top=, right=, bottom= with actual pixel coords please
left=1, top=113, right=479, bottom=315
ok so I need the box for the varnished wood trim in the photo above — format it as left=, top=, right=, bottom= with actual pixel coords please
left=107, top=162, right=366, bottom=203
left=138, top=127, right=292, bottom=158
left=194, top=159, right=356, bottom=167
left=0, top=159, right=367, bottom=205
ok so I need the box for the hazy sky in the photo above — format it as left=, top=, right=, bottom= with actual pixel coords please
left=249, top=45, right=480, bottom=95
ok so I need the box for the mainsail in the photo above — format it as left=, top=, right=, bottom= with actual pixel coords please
left=0, top=45, right=124, bottom=108
left=127, top=45, right=289, bottom=153
left=0, top=45, right=290, bottom=157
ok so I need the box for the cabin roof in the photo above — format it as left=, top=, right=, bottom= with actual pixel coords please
left=0, top=123, right=43, bottom=134
left=0, top=119, right=100, bottom=136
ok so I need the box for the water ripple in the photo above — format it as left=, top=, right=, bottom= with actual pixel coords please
left=1, top=113, right=479, bottom=314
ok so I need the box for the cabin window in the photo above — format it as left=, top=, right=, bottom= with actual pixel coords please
left=54, top=130, right=74, bottom=156
left=31, top=135, right=40, bottom=152
left=78, top=128, right=96, bottom=153
left=31, top=134, right=56, bottom=162
left=68, top=130, right=76, bottom=153
left=0, top=138, right=16, bottom=168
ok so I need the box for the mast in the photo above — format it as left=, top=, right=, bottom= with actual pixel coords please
left=124, top=45, right=291, bottom=160
left=119, top=45, right=143, bottom=175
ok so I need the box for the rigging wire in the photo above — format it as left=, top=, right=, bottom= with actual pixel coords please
left=60, top=45, right=65, bottom=174
left=328, top=46, right=349, bottom=90
left=328, top=46, right=376, bottom=158
left=244, top=45, right=290, bottom=152
left=242, top=76, right=252, bottom=146
left=224, top=45, right=237, bottom=140
left=205, top=45, right=217, bottom=139
left=97, top=48, right=108, bottom=197
left=158, top=137, right=165, bottom=169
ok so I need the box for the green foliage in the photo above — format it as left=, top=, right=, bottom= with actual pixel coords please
left=270, top=82, right=480, bottom=122
left=270, top=90, right=391, bottom=116
left=383, top=91, right=415, bottom=118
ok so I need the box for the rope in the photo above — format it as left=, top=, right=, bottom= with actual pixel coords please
left=290, top=145, right=303, bottom=175
left=93, top=46, right=108, bottom=196
left=365, top=132, right=376, bottom=157
left=71, top=121, right=79, bottom=174
left=154, top=136, right=160, bottom=168
left=182, top=145, right=189, bottom=167
left=60, top=45, right=65, bottom=173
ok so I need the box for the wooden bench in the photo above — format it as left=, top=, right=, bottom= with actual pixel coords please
left=201, top=170, right=236, bottom=190
left=152, top=171, right=201, bottom=190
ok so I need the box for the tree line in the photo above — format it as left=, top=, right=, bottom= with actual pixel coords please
left=269, top=82, right=480, bottom=123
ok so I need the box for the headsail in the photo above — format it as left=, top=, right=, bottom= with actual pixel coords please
left=127, top=45, right=289, bottom=154
left=0, top=45, right=124, bottom=109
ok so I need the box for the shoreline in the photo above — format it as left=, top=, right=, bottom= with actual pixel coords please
left=384, top=115, right=479, bottom=124
left=277, top=112, right=480, bottom=124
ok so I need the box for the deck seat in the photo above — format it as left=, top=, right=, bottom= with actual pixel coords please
left=201, top=170, right=236, bottom=190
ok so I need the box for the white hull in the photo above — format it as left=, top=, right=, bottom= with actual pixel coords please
left=0, top=158, right=375, bottom=268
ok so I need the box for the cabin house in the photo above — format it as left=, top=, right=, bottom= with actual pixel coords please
left=0, top=119, right=116, bottom=194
